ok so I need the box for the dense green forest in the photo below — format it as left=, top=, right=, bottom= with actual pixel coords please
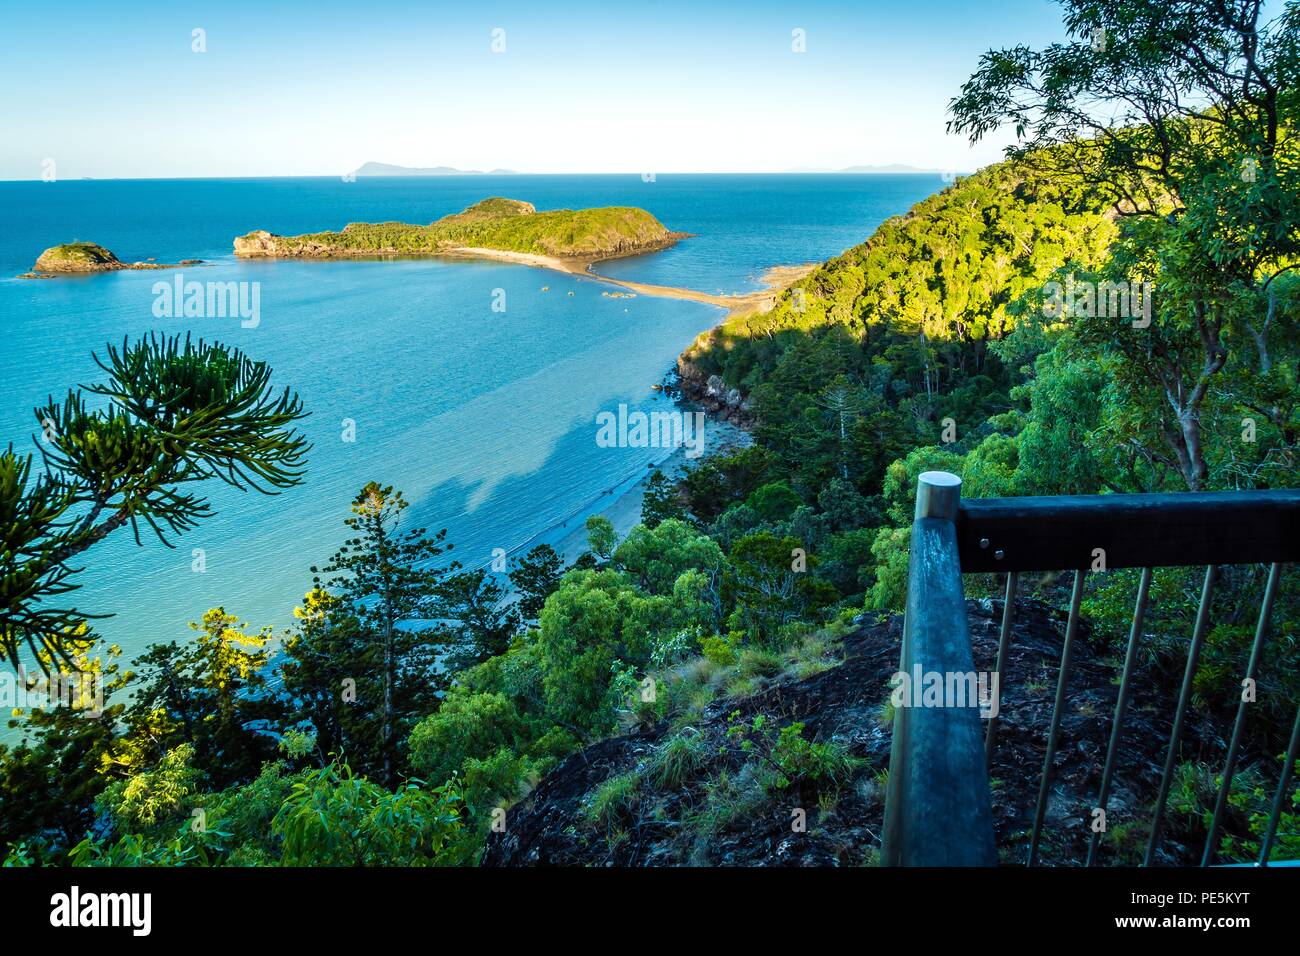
left=3, top=0, right=1298, bottom=866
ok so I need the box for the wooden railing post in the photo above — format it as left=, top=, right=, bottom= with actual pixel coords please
left=881, top=472, right=998, bottom=866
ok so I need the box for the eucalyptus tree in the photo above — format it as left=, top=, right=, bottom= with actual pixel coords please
left=0, top=334, right=310, bottom=669
left=949, top=0, right=1300, bottom=489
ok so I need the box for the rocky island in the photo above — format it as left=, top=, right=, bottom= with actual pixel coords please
left=23, top=242, right=199, bottom=278
left=232, top=196, right=814, bottom=319
left=233, top=197, right=686, bottom=265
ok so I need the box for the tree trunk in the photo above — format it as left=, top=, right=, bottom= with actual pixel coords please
left=382, top=618, right=394, bottom=787
left=839, top=411, right=849, bottom=480
left=1177, top=410, right=1208, bottom=491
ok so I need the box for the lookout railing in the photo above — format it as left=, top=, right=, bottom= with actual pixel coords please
left=880, top=471, right=1300, bottom=866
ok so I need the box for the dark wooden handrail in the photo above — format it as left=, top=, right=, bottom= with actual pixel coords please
left=956, top=488, right=1300, bottom=572
left=881, top=473, right=1299, bottom=868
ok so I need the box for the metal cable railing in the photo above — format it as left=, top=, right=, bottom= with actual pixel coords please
left=881, top=471, right=1300, bottom=867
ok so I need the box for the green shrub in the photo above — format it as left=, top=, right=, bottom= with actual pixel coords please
left=700, top=633, right=739, bottom=666
left=96, top=744, right=197, bottom=833
left=737, top=647, right=783, bottom=679
left=408, top=691, right=527, bottom=786
left=725, top=713, right=861, bottom=792
left=647, top=732, right=707, bottom=789
left=272, top=760, right=468, bottom=866
left=583, top=772, right=641, bottom=831
left=192, top=760, right=299, bottom=866
left=66, top=827, right=225, bottom=867
left=770, top=723, right=858, bottom=788
left=460, top=748, right=539, bottom=820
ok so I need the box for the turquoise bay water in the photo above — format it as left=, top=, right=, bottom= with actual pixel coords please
left=0, top=174, right=941, bottom=691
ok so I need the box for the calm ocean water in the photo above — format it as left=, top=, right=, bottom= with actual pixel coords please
left=0, top=173, right=940, bottom=699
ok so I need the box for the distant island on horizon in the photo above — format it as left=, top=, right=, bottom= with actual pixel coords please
left=788, top=164, right=963, bottom=174
left=3, top=165, right=970, bottom=182
left=350, top=161, right=959, bottom=177
left=353, top=162, right=518, bottom=176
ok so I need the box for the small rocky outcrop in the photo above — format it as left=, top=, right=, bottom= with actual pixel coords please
left=676, top=358, right=752, bottom=425
left=232, top=230, right=278, bottom=257
left=24, top=242, right=197, bottom=277
left=32, top=242, right=121, bottom=273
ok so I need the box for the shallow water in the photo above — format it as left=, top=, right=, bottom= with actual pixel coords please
left=0, top=173, right=939, bottom=689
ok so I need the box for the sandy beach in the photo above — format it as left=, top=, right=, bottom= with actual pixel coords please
left=511, top=418, right=753, bottom=568
left=445, top=245, right=817, bottom=320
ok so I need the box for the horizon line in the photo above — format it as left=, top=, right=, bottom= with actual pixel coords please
left=0, top=169, right=976, bottom=184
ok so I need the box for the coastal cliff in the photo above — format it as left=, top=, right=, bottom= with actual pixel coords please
left=234, top=197, right=684, bottom=263
left=675, top=357, right=753, bottom=426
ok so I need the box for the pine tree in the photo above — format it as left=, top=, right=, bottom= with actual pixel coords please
left=507, top=544, right=564, bottom=622
left=302, top=484, right=453, bottom=785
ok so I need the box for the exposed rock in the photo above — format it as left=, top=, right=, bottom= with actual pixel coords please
left=483, top=598, right=1249, bottom=867
left=675, top=359, right=753, bottom=426
left=232, top=230, right=346, bottom=258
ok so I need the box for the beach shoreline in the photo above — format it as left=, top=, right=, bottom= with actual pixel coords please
left=453, top=246, right=796, bottom=566
left=236, top=229, right=808, bottom=583
left=443, top=245, right=816, bottom=320
left=511, top=413, right=753, bottom=568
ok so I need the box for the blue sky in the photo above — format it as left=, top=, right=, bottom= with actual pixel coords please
left=0, top=0, right=1076, bottom=179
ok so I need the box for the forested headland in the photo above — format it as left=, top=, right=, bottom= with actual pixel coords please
left=233, top=196, right=680, bottom=262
